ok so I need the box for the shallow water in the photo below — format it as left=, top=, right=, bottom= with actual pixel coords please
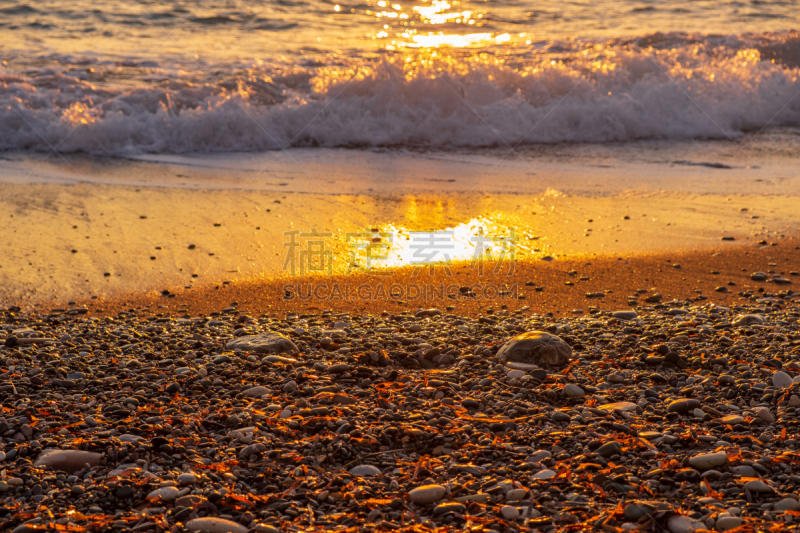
left=1, top=0, right=799, bottom=157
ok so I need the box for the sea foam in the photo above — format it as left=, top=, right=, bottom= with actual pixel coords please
left=2, top=32, right=799, bottom=154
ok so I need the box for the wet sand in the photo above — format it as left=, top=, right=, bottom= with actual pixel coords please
left=1, top=182, right=799, bottom=312
left=2, top=148, right=800, bottom=309
left=58, top=244, right=799, bottom=319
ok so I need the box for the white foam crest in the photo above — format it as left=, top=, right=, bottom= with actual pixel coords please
left=2, top=33, right=800, bottom=154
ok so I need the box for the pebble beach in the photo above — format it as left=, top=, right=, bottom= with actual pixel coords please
left=3, top=0, right=800, bottom=530
left=3, top=289, right=800, bottom=532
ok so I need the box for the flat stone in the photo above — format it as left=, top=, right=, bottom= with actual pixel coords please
left=177, top=473, right=198, bottom=484
left=34, top=449, right=102, bottom=474
left=433, top=502, right=466, bottom=516
left=531, top=369, right=547, bottom=380
left=772, top=371, right=794, bottom=389
left=500, top=506, right=520, bottom=520
left=529, top=450, right=552, bottom=463
left=350, top=465, right=381, bottom=477
left=552, top=412, right=571, bottom=422
left=640, top=431, right=662, bottom=440
left=226, top=332, right=299, bottom=354
left=597, top=441, right=622, bottom=457
left=667, top=398, right=701, bottom=414
left=147, top=486, right=181, bottom=501
left=243, top=386, right=269, bottom=397
left=623, top=503, right=653, bottom=521
left=253, top=524, right=280, bottom=533
left=753, top=407, right=776, bottom=423
left=599, top=401, right=638, bottom=413
left=506, top=488, right=527, bottom=501
left=744, top=479, right=774, bottom=493
left=496, top=331, right=572, bottom=367
left=774, top=498, right=800, bottom=511
left=263, top=355, right=299, bottom=364
left=563, top=384, right=585, bottom=397
left=731, top=466, right=756, bottom=477
left=507, top=370, right=525, bottom=379
left=688, top=452, right=727, bottom=470
left=532, top=469, right=557, bottom=479
left=716, top=517, right=744, bottom=531
left=506, top=362, right=540, bottom=371
left=409, top=484, right=446, bottom=505
left=612, top=310, right=638, bottom=320
left=667, top=514, right=704, bottom=533
left=186, top=517, right=249, bottom=533
left=453, top=493, right=490, bottom=503
left=732, top=314, right=765, bottom=326
left=176, top=495, right=208, bottom=507
left=719, top=415, right=744, bottom=425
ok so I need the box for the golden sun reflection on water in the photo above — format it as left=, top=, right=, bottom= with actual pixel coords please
left=364, top=0, right=516, bottom=50
left=345, top=214, right=540, bottom=273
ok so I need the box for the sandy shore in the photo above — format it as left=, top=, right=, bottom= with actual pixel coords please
left=50, top=244, right=799, bottom=319
left=1, top=182, right=799, bottom=311
left=1, top=149, right=799, bottom=311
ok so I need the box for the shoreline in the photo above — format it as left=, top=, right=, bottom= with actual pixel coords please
left=2, top=149, right=799, bottom=311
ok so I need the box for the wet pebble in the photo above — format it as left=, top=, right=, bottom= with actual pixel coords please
left=409, top=484, right=446, bottom=505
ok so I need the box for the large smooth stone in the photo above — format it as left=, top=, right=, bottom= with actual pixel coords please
left=772, top=371, right=794, bottom=389
left=732, top=314, right=764, bottom=326
left=753, top=407, right=775, bottom=423
left=731, top=466, right=756, bottom=477
left=597, top=441, right=622, bottom=457
left=688, top=452, right=727, bottom=471
left=226, top=332, right=298, bottom=354
left=500, top=505, right=520, bottom=520
left=667, top=515, right=704, bottom=533
left=496, top=331, right=571, bottom=367
left=719, top=415, right=743, bottom=425
left=532, top=469, right=557, bottom=479
left=350, top=465, right=381, bottom=477
left=147, top=486, right=181, bottom=501
left=716, top=517, right=744, bottom=531
left=744, top=479, right=774, bottom=493
left=623, top=503, right=654, bottom=521
left=243, top=386, right=269, bottom=397
left=612, top=310, right=638, bottom=320
left=774, top=498, right=800, bottom=511
left=506, top=488, right=527, bottom=501
left=599, top=401, right=639, bottom=413
left=409, top=484, right=446, bottom=505
left=186, top=518, right=249, bottom=533
left=34, top=450, right=102, bottom=474
left=667, top=398, right=701, bottom=414
left=563, top=384, right=585, bottom=397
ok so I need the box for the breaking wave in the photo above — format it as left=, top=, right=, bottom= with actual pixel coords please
left=2, top=32, right=800, bottom=154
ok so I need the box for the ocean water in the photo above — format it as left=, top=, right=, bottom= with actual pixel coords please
left=1, top=0, right=800, bottom=154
